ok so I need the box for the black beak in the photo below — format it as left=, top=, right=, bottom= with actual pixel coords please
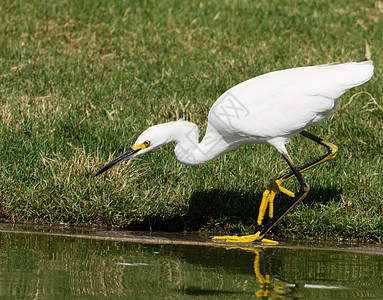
left=94, top=147, right=140, bottom=177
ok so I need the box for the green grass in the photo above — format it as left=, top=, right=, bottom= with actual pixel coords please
left=0, top=0, right=382, bottom=241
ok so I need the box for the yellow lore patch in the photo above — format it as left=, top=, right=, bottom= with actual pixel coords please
left=132, top=140, right=151, bottom=151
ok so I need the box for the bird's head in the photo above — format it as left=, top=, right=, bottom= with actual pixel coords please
left=94, top=120, right=197, bottom=176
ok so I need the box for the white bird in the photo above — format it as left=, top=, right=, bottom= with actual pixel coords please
left=95, top=61, right=374, bottom=244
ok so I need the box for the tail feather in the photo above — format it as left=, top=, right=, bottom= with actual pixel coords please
left=310, top=61, right=374, bottom=99
left=336, top=60, right=374, bottom=87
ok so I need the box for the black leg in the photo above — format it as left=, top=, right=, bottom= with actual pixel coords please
left=257, top=130, right=338, bottom=226
left=278, top=131, right=338, bottom=182
left=212, top=131, right=338, bottom=244
left=259, top=153, right=310, bottom=237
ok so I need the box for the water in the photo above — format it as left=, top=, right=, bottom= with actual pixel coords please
left=1, top=226, right=383, bottom=299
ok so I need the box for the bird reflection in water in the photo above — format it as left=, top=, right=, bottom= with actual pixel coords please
left=229, top=247, right=293, bottom=298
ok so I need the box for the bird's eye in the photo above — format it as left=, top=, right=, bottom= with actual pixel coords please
left=143, top=141, right=151, bottom=148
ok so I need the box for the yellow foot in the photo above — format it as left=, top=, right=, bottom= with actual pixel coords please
left=212, top=232, right=279, bottom=245
left=257, top=179, right=295, bottom=225
left=259, top=238, right=279, bottom=245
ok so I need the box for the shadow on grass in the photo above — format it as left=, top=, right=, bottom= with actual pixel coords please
left=126, top=186, right=343, bottom=233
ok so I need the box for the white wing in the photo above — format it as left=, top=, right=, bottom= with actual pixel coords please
left=208, top=61, right=373, bottom=140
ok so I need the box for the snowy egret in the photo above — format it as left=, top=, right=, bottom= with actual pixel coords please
left=95, top=61, right=374, bottom=243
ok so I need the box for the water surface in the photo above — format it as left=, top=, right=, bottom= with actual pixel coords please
left=1, top=225, right=383, bottom=299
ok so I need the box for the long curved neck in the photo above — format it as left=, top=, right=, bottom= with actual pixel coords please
left=174, top=123, right=235, bottom=165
